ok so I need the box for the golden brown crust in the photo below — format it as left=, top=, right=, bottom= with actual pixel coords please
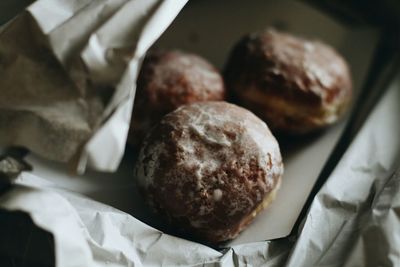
left=135, top=102, right=283, bottom=243
left=129, top=50, right=225, bottom=147
left=224, top=29, right=352, bottom=134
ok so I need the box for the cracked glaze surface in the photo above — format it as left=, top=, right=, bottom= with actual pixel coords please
left=224, top=29, right=352, bottom=133
left=135, top=101, right=283, bottom=243
left=129, top=50, right=225, bottom=147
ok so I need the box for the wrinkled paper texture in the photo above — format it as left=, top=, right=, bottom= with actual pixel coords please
left=0, top=75, right=398, bottom=266
left=0, top=0, right=187, bottom=172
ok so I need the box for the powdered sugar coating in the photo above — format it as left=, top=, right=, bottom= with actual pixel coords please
left=224, top=29, right=352, bottom=134
left=135, top=101, right=283, bottom=243
left=128, top=50, right=225, bottom=147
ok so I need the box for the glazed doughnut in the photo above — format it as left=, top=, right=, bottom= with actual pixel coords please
left=224, top=29, right=352, bottom=134
left=134, top=101, right=283, bottom=243
left=128, top=50, right=225, bottom=147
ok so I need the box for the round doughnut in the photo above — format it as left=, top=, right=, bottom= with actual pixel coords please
left=128, top=50, right=225, bottom=147
left=224, top=29, right=352, bottom=134
left=134, top=101, right=283, bottom=243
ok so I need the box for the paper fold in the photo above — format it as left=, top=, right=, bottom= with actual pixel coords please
left=0, top=0, right=187, bottom=172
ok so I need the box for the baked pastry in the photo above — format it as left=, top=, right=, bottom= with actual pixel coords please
left=134, top=101, right=283, bottom=243
left=128, top=50, right=225, bottom=147
left=224, top=29, right=352, bottom=134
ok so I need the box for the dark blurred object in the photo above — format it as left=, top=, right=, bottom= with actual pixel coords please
left=0, top=155, right=31, bottom=179
left=0, top=0, right=34, bottom=25
left=304, top=0, right=400, bottom=26
left=0, top=211, right=55, bottom=267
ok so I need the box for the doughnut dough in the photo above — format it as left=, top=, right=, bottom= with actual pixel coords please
left=128, top=50, right=225, bottom=147
left=224, top=29, right=352, bottom=134
left=135, top=101, right=283, bottom=243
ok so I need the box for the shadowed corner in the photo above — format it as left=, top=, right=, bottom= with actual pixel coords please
left=0, top=148, right=54, bottom=266
left=0, top=0, right=35, bottom=25
left=0, top=210, right=55, bottom=267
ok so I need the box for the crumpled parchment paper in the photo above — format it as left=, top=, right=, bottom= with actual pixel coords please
left=0, top=0, right=187, bottom=173
left=0, top=74, right=398, bottom=266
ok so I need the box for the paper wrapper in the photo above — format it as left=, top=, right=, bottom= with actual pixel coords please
left=0, top=74, right=399, bottom=266
left=0, top=0, right=187, bottom=172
